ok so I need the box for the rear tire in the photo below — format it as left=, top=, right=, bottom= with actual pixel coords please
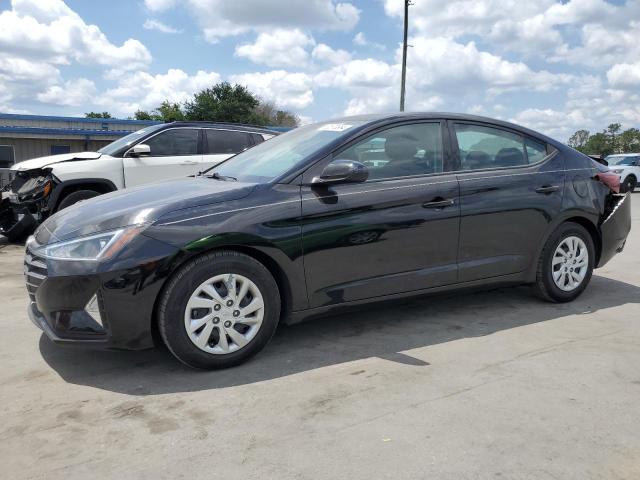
left=534, top=222, right=594, bottom=303
left=158, top=251, right=281, bottom=369
left=621, top=176, right=636, bottom=193
left=56, top=189, right=100, bottom=211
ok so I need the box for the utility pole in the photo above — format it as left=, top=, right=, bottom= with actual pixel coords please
left=399, top=0, right=411, bottom=112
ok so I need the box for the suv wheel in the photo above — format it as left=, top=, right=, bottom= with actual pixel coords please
left=535, top=222, right=594, bottom=302
left=622, top=176, right=636, bottom=193
left=158, top=251, right=281, bottom=369
left=56, top=189, right=100, bottom=211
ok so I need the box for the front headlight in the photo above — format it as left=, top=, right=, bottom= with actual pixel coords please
left=611, top=169, right=624, bottom=174
left=35, top=225, right=146, bottom=261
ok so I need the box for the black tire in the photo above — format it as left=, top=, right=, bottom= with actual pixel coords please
left=534, top=222, right=595, bottom=303
left=158, top=251, right=281, bottom=369
left=622, top=176, right=636, bottom=193
left=56, top=189, right=100, bottom=211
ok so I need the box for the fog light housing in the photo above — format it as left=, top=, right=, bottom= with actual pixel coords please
left=84, top=294, right=103, bottom=328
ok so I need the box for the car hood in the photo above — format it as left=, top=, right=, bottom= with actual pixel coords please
left=11, top=152, right=103, bottom=171
left=35, top=177, right=257, bottom=244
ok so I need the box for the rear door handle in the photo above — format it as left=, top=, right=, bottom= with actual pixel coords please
left=180, top=160, right=198, bottom=165
left=423, top=198, right=455, bottom=209
left=535, top=185, right=560, bottom=194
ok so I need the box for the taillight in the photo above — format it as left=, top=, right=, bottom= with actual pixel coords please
left=596, top=172, right=620, bottom=193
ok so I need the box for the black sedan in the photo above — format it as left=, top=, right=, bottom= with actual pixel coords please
left=24, top=113, right=631, bottom=369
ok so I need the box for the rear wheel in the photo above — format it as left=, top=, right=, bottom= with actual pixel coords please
left=158, top=251, right=281, bottom=369
left=535, top=222, right=594, bottom=302
left=56, top=189, right=100, bottom=211
left=621, top=176, right=636, bottom=193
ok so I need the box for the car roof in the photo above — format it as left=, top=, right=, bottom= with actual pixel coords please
left=328, top=112, right=560, bottom=146
left=607, top=153, right=639, bottom=157
left=161, top=122, right=281, bottom=135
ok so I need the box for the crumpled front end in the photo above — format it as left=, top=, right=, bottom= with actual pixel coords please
left=0, top=169, right=55, bottom=241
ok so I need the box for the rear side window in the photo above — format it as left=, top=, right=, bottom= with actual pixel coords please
left=206, top=129, right=252, bottom=154
left=145, top=129, right=199, bottom=156
left=454, top=123, right=548, bottom=170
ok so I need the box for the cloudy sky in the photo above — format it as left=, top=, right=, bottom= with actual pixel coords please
left=0, top=0, right=638, bottom=140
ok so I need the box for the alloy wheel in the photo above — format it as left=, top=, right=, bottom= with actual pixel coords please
left=184, top=273, right=265, bottom=354
left=551, top=236, right=589, bottom=292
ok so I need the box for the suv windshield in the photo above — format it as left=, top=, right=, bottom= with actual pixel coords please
left=210, top=121, right=366, bottom=182
left=607, top=155, right=639, bottom=166
left=98, top=124, right=164, bottom=156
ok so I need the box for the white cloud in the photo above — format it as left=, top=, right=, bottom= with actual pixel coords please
left=607, top=62, right=640, bottom=89
left=143, top=19, right=181, bottom=34
left=0, top=0, right=151, bottom=69
left=353, top=32, right=366, bottom=46
left=235, top=29, right=314, bottom=67
left=37, top=78, right=96, bottom=107
left=311, top=44, right=351, bottom=64
left=230, top=70, right=314, bottom=109
left=101, top=69, right=222, bottom=115
left=144, top=0, right=177, bottom=11
left=173, top=0, right=359, bottom=42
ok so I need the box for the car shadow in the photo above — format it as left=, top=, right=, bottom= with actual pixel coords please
left=39, top=274, right=640, bottom=395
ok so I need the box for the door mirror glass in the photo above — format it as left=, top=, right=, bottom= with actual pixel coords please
left=313, top=160, right=369, bottom=185
left=130, top=144, right=150, bottom=157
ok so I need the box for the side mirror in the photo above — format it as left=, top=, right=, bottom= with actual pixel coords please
left=312, top=160, right=369, bottom=186
left=130, top=144, right=150, bottom=157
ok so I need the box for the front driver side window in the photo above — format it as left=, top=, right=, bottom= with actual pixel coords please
left=338, top=122, right=443, bottom=181
left=144, top=129, right=199, bottom=156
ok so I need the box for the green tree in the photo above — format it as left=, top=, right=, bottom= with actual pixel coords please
left=252, top=101, right=300, bottom=127
left=568, top=129, right=590, bottom=151
left=583, top=132, right=613, bottom=156
left=606, top=123, right=622, bottom=153
left=620, top=128, right=640, bottom=153
left=184, top=82, right=260, bottom=123
left=134, top=110, right=153, bottom=120
left=154, top=101, right=185, bottom=122
left=85, top=111, right=112, bottom=118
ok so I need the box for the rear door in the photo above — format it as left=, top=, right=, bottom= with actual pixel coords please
left=300, top=120, right=461, bottom=307
left=123, top=128, right=201, bottom=187
left=452, top=121, right=564, bottom=282
left=201, top=129, right=255, bottom=172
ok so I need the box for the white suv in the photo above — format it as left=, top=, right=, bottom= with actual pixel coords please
left=0, top=122, right=279, bottom=240
left=606, top=153, right=640, bottom=193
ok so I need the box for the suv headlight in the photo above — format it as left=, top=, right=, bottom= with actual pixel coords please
left=35, top=225, right=146, bottom=261
left=611, top=169, right=624, bottom=174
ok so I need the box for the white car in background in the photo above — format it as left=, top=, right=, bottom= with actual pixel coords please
left=0, top=122, right=280, bottom=240
left=606, top=153, right=640, bottom=193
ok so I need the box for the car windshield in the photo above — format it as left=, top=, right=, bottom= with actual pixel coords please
left=607, top=155, right=639, bottom=166
left=97, top=124, right=164, bottom=156
left=209, top=121, right=366, bottom=182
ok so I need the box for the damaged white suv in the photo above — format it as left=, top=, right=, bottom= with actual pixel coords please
left=0, top=122, right=278, bottom=240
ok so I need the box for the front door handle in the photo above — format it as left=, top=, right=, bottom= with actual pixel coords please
left=423, top=198, right=455, bottom=209
left=535, top=185, right=560, bottom=194
left=180, top=160, right=198, bottom=165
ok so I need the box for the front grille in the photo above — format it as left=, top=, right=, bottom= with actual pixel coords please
left=24, top=249, right=48, bottom=302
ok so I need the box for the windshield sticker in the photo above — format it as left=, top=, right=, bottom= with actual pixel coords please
left=318, top=123, right=354, bottom=132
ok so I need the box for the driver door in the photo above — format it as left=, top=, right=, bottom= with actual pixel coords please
left=123, top=128, right=202, bottom=187
left=300, top=121, right=461, bottom=308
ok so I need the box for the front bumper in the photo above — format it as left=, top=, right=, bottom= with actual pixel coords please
left=0, top=195, right=37, bottom=240
left=25, top=234, right=181, bottom=350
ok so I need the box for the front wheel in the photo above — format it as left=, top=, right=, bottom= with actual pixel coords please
left=534, top=222, right=594, bottom=302
left=158, top=251, right=281, bottom=369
